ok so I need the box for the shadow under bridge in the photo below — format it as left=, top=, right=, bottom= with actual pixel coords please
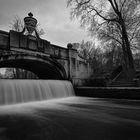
left=0, top=54, right=67, bottom=79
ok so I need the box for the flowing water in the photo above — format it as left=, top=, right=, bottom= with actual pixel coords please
left=0, top=80, right=74, bottom=105
left=0, top=80, right=140, bottom=140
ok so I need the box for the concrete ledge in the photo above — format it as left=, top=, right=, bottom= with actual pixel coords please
left=75, top=87, right=140, bottom=100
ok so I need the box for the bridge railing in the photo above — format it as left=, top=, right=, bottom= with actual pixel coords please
left=9, top=30, right=69, bottom=59
left=0, top=30, right=9, bottom=49
left=10, top=30, right=51, bottom=54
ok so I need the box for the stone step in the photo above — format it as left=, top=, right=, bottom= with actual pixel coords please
left=109, top=84, right=135, bottom=87
left=109, top=80, right=135, bottom=87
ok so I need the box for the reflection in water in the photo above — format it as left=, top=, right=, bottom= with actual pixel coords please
left=0, top=97, right=140, bottom=140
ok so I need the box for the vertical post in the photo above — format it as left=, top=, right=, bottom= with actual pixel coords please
left=67, top=43, right=73, bottom=81
left=67, top=43, right=78, bottom=85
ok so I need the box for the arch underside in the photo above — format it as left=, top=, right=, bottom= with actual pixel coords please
left=0, top=55, right=67, bottom=80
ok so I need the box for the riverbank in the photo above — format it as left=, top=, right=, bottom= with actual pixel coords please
left=75, top=87, right=140, bottom=99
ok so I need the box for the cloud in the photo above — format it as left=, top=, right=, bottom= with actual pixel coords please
left=0, top=0, right=89, bottom=47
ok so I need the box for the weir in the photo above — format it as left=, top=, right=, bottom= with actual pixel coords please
left=0, top=80, right=75, bottom=105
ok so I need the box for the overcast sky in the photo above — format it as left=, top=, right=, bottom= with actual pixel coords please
left=0, top=0, right=90, bottom=47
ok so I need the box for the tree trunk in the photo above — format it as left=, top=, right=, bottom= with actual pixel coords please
left=121, top=22, right=134, bottom=70
left=121, top=38, right=128, bottom=70
left=120, top=22, right=135, bottom=80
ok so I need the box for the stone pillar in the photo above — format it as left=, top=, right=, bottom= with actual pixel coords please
left=67, top=43, right=78, bottom=83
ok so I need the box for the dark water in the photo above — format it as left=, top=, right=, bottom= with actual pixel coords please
left=0, top=97, right=140, bottom=140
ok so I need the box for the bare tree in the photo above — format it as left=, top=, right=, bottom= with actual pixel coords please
left=67, top=0, right=140, bottom=77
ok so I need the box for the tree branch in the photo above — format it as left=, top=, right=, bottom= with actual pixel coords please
left=99, top=31, right=122, bottom=45
left=88, top=5, right=118, bottom=23
left=120, top=0, right=127, bottom=12
left=108, top=0, right=118, bottom=13
left=113, top=0, right=120, bottom=12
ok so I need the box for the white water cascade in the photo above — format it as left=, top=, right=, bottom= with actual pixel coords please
left=0, top=80, right=75, bottom=105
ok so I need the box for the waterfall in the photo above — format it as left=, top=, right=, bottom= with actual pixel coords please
left=0, top=80, right=75, bottom=105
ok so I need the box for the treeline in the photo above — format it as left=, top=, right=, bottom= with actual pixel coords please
left=72, top=40, right=140, bottom=77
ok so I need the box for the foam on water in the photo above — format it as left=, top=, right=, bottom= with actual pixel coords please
left=0, top=80, right=75, bottom=105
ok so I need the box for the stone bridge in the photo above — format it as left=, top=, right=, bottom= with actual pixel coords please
left=0, top=30, right=93, bottom=86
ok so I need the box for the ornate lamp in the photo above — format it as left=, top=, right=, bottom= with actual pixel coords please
left=22, top=12, right=39, bottom=38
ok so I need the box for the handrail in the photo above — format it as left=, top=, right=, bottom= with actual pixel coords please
left=110, top=65, right=123, bottom=83
left=111, top=70, right=123, bottom=83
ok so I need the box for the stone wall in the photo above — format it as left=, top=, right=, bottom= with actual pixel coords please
left=66, top=44, right=93, bottom=86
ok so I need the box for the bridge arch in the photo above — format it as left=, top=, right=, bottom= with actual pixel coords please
left=0, top=53, right=67, bottom=80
